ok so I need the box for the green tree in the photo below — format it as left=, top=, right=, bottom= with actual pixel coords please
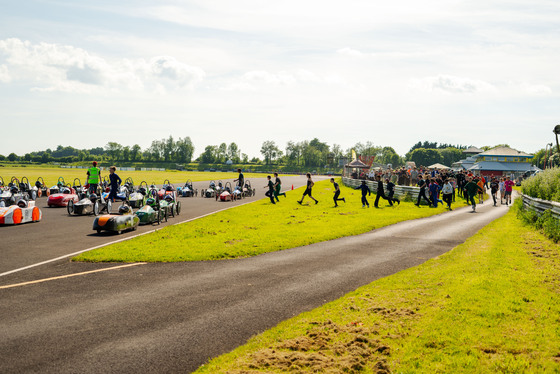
left=176, top=137, right=195, bottom=163
left=105, top=142, right=123, bottom=161
left=227, top=142, right=240, bottom=163
left=261, top=140, right=281, bottom=165
left=201, top=145, right=216, bottom=164
left=130, top=144, right=142, bottom=162
left=408, top=148, right=441, bottom=167
left=7, top=153, right=18, bottom=162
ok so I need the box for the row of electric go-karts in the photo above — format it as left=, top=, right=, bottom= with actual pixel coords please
left=0, top=176, right=257, bottom=234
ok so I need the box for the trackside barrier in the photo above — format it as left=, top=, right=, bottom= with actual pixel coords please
left=521, top=194, right=560, bottom=220
left=342, top=177, right=428, bottom=203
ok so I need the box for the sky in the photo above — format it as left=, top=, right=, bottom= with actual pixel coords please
left=1, top=0, right=559, bottom=159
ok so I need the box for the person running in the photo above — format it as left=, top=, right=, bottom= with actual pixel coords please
left=264, top=175, right=276, bottom=204
left=504, top=176, right=514, bottom=206
left=428, top=179, right=442, bottom=207
left=273, top=172, right=286, bottom=202
left=385, top=178, right=400, bottom=205
left=297, top=173, right=318, bottom=205
left=330, top=178, right=346, bottom=207
left=355, top=180, right=371, bottom=208
left=442, top=178, right=454, bottom=210
left=87, top=161, right=101, bottom=194
left=464, top=177, right=483, bottom=212
left=490, top=177, right=499, bottom=207
left=415, top=175, right=432, bottom=206
left=477, top=177, right=485, bottom=204
left=107, top=166, right=122, bottom=203
left=499, top=177, right=505, bottom=204
left=234, top=169, right=244, bottom=189
left=374, top=175, right=393, bottom=208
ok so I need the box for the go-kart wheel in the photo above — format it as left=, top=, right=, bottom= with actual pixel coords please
left=163, top=209, right=168, bottom=222
left=97, top=229, right=101, bottom=234
left=93, top=201, right=100, bottom=216
left=67, top=200, right=74, bottom=215
left=169, top=204, right=175, bottom=217
left=156, top=210, right=161, bottom=225
left=106, top=200, right=112, bottom=214
left=176, top=201, right=181, bottom=215
left=117, top=230, right=122, bottom=235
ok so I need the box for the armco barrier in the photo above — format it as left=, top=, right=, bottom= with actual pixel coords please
left=521, top=194, right=560, bottom=219
left=342, top=177, right=426, bottom=203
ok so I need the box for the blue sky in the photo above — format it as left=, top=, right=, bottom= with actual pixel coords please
left=1, top=0, right=559, bottom=158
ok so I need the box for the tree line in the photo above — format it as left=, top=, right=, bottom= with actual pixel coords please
left=1, top=138, right=482, bottom=169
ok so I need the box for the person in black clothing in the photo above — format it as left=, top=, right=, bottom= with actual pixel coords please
left=355, top=180, right=371, bottom=208
left=234, top=169, right=244, bottom=189
left=490, top=177, right=499, bottom=206
left=374, top=174, right=392, bottom=208
left=273, top=172, right=286, bottom=202
left=297, top=173, right=318, bottom=205
left=330, top=178, right=345, bottom=207
left=414, top=175, right=432, bottom=206
left=264, top=175, right=276, bottom=204
left=107, top=166, right=122, bottom=203
left=385, top=178, right=400, bottom=205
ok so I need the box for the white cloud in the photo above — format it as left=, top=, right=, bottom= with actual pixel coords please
left=0, top=38, right=205, bottom=93
left=337, top=48, right=364, bottom=57
left=0, top=64, right=10, bottom=83
left=410, top=75, right=498, bottom=94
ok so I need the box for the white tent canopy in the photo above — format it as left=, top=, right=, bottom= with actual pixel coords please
left=428, top=163, right=450, bottom=169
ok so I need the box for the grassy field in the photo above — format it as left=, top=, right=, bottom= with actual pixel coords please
left=194, top=200, right=560, bottom=373
left=0, top=165, right=264, bottom=187
left=73, top=179, right=464, bottom=262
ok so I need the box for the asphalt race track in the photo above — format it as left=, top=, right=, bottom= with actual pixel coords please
left=0, top=176, right=314, bottom=275
left=0, top=179, right=510, bottom=373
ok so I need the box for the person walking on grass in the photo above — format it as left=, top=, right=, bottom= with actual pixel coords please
left=374, top=175, right=393, bottom=208
left=385, top=178, right=400, bottom=205
left=504, top=176, right=514, bottom=206
left=107, top=166, right=122, bottom=203
left=273, top=172, right=286, bottom=202
left=297, top=173, right=318, bottom=205
left=264, top=175, right=276, bottom=204
left=330, top=178, right=346, bottom=207
left=464, top=177, right=483, bottom=212
left=415, top=175, right=432, bottom=206
left=442, top=178, right=454, bottom=210
left=428, top=179, right=442, bottom=208
left=499, top=177, right=505, bottom=204
left=355, top=180, right=371, bottom=208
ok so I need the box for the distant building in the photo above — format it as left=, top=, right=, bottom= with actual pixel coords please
left=468, top=146, right=539, bottom=178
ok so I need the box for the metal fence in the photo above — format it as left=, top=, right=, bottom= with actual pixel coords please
left=521, top=194, right=560, bottom=219
left=342, top=177, right=428, bottom=203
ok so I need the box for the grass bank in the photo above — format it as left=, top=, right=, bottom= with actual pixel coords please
left=73, top=179, right=458, bottom=262
left=0, top=166, right=264, bottom=187
left=195, top=200, right=560, bottom=373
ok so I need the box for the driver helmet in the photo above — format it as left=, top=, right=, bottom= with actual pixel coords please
left=10, top=186, right=18, bottom=194
left=139, top=187, right=147, bottom=195
left=17, top=199, right=27, bottom=208
left=164, top=194, right=173, bottom=202
left=63, top=188, right=71, bottom=194
left=35, top=181, right=42, bottom=188
left=89, top=193, right=98, bottom=202
left=209, top=182, right=215, bottom=188
left=166, top=185, right=173, bottom=191
left=146, top=197, right=156, bottom=206
left=119, top=205, right=131, bottom=215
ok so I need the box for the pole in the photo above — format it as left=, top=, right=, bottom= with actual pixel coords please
left=554, top=125, right=560, bottom=154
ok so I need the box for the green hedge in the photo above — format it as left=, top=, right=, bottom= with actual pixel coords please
left=521, top=167, right=560, bottom=202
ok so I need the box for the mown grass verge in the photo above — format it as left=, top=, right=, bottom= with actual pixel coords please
left=0, top=166, right=265, bottom=187
left=73, top=179, right=457, bottom=262
left=195, top=199, right=560, bottom=373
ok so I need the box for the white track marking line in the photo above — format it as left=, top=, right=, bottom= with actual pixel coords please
left=0, top=198, right=262, bottom=278
left=0, top=263, right=147, bottom=289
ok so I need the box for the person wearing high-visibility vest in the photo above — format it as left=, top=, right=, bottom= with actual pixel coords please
left=87, top=161, right=101, bottom=194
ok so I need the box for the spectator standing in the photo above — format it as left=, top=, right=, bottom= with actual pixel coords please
left=87, top=161, right=101, bottom=194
